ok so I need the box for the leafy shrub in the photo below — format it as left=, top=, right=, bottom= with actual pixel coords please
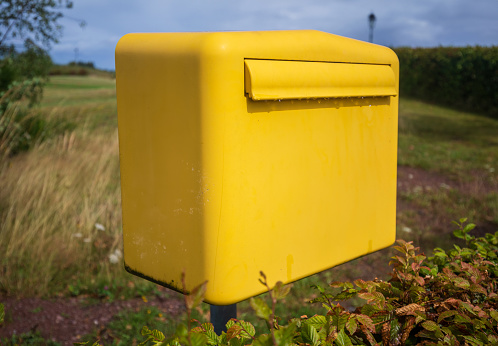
left=131, top=219, right=497, bottom=346
left=0, top=80, right=46, bottom=157
left=0, top=40, right=55, bottom=157
left=394, top=46, right=498, bottom=118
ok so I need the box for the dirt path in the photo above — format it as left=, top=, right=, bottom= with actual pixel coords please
left=0, top=294, right=184, bottom=345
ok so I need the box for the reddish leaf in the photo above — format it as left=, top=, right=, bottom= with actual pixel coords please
left=355, top=314, right=375, bottom=332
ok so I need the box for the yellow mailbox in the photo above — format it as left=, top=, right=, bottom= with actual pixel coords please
left=115, top=30, right=398, bottom=305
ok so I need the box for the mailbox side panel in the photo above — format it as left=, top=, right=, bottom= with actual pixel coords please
left=116, top=34, right=209, bottom=292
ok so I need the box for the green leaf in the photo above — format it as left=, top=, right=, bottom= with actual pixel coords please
left=0, top=303, right=4, bottom=325
left=488, top=335, right=498, bottom=344
left=204, top=329, right=220, bottom=345
left=250, top=297, right=272, bottom=321
left=307, top=314, right=327, bottom=330
left=190, top=332, right=208, bottom=346
left=237, top=320, right=256, bottom=339
left=272, top=281, right=292, bottom=300
left=141, top=325, right=152, bottom=336
left=253, top=334, right=273, bottom=346
left=301, top=322, right=320, bottom=346
left=389, top=318, right=402, bottom=343
left=185, top=281, right=208, bottom=310
left=201, top=322, right=214, bottom=331
left=453, top=229, right=465, bottom=239
left=462, top=335, right=484, bottom=346
left=360, top=304, right=378, bottom=316
left=490, top=310, right=498, bottom=322
left=274, top=322, right=297, bottom=346
left=137, top=336, right=153, bottom=346
left=437, top=310, right=459, bottom=323
left=226, top=325, right=242, bottom=340
left=421, top=321, right=440, bottom=332
left=175, top=323, right=189, bottom=338
left=228, top=338, right=244, bottom=346
left=151, top=329, right=165, bottom=341
left=452, top=277, right=470, bottom=289
left=463, top=223, right=476, bottom=233
left=355, top=314, right=375, bottom=332
left=335, top=328, right=353, bottom=346
left=345, top=317, right=358, bottom=335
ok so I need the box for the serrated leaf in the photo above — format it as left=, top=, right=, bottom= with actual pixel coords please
left=437, top=310, right=459, bottom=323
left=346, top=317, right=358, bottom=335
left=226, top=325, right=242, bottom=340
left=250, top=297, right=272, bottom=321
left=202, top=322, right=214, bottom=331
left=307, top=314, right=327, bottom=330
left=226, top=319, right=236, bottom=329
left=335, top=328, right=353, bottom=346
left=468, top=281, right=487, bottom=294
left=151, top=329, right=165, bottom=341
left=238, top=320, right=256, bottom=339
left=355, top=314, right=375, bottom=332
left=301, top=322, right=320, bottom=346
left=204, top=329, right=220, bottom=345
left=421, top=321, right=439, bottom=332
left=141, top=325, right=152, bottom=336
left=389, top=318, right=401, bottom=343
left=0, top=303, right=4, bottom=325
left=452, top=277, right=470, bottom=289
left=190, top=326, right=204, bottom=333
left=360, top=304, right=377, bottom=316
left=336, top=314, right=349, bottom=331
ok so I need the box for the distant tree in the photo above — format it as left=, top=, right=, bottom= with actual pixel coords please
left=0, top=0, right=75, bottom=49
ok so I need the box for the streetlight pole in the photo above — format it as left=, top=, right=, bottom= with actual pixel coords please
left=368, top=13, right=376, bottom=43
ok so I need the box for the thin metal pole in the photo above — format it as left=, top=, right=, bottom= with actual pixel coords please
left=210, top=304, right=237, bottom=334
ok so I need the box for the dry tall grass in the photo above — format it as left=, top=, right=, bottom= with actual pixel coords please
left=0, top=129, right=125, bottom=296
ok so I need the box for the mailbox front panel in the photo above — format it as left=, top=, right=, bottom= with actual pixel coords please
left=116, top=30, right=399, bottom=304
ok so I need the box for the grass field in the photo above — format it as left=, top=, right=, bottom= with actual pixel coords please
left=0, top=75, right=497, bottom=343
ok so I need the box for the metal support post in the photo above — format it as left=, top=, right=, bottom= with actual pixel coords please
left=210, top=304, right=237, bottom=334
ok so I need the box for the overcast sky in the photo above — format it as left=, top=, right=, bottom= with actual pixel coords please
left=50, top=0, right=498, bottom=70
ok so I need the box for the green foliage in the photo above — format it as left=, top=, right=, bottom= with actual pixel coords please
left=0, top=1, right=79, bottom=157
left=0, top=0, right=76, bottom=49
left=394, top=46, right=498, bottom=118
left=130, top=220, right=497, bottom=345
left=1, top=329, right=61, bottom=345
left=0, top=302, right=4, bottom=325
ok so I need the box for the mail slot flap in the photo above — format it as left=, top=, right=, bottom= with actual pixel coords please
left=244, top=59, right=397, bottom=101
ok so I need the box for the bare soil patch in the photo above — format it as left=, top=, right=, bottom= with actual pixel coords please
left=0, top=294, right=184, bottom=345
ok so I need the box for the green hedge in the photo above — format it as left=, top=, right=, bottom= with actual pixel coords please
left=394, top=46, right=498, bottom=118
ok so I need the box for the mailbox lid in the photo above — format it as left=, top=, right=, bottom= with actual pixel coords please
left=244, top=59, right=397, bottom=100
